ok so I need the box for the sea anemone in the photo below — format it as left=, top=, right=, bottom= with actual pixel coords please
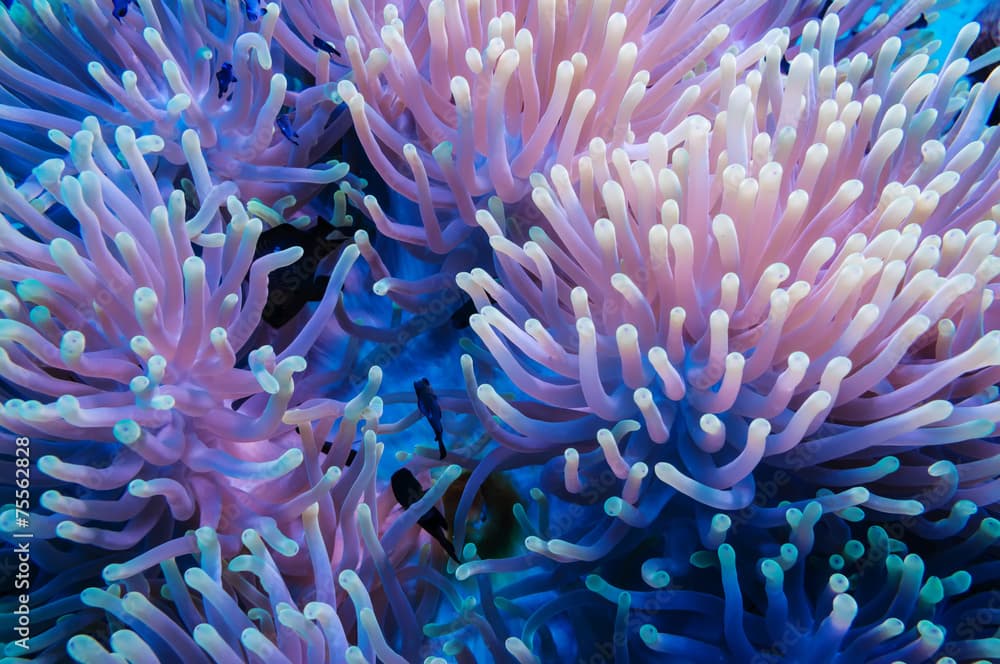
left=457, top=496, right=1000, bottom=662
left=0, top=117, right=500, bottom=662
left=331, top=0, right=937, bottom=253
left=452, top=17, right=1000, bottom=569
left=602, top=504, right=1000, bottom=663
left=1, top=2, right=998, bottom=663
left=0, top=0, right=349, bottom=207
left=0, top=116, right=376, bottom=656
left=56, top=433, right=475, bottom=664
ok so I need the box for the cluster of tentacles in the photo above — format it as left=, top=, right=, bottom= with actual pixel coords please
left=0, top=0, right=998, bottom=663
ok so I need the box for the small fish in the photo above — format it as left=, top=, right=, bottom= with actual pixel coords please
left=252, top=221, right=355, bottom=328
left=241, top=0, right=267, bottom=21
left=312, top=35, right=341, bottom=57
left=970, top=3, right=1000, bottom=61
left=451, top=292, right=495, bottom=328
left=414, top=378, right=446, bottom=459
left=275, top=113, right=300, bottom=146
left=215, top=62, right=237, bottom=99
left=442, top=471, right=523, bottom=559
left=450, top=297, right=479, bottom=329
left=391, top=469, right=459, bottom=563
left=111, top=0, right=133, bottom=21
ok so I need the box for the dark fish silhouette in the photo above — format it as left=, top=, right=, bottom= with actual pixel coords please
left=414, top=378, right=446, bottom=459
left=450, top=297, right=479, bottom=329
left=216, top=62, right=237, bottom=99
left=391, top=469, right=459, bottom=562
left=451, top=292, right=496, bottom=328
left=313, top=35, right=341, bottom=57
left=111, top=0, right=133, bottom=21
left=276, top=113, right=300, bottom=146
left=253, top=221, right=353, bottom=328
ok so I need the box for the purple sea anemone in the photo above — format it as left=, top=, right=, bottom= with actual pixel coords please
left=0, top=0, right=350, bottom=207
left=58, top=439, right=475, bottom=663
left=0, top=116, right=386, bottom=653
left=0, top=117, right=357, bottom=538
left=0, top=113, right=503, bottom=662
left=451, top=17, right=1000, bottom=569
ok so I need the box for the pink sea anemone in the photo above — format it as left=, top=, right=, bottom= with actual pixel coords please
left=452, top=18, right=1000, bottom=564
left=331, top=0, right=938, bottom=253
